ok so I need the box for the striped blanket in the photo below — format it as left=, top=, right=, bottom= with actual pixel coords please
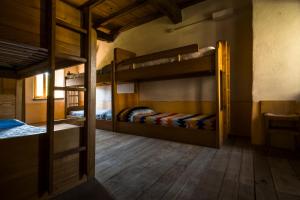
left=118, top=107, right=216, bottom=130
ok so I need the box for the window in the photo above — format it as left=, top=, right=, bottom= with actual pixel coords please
left=33, top=69, right=65, bottom=99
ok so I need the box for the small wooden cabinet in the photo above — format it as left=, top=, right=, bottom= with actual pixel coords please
left=264, top=113, right=300, bottom=150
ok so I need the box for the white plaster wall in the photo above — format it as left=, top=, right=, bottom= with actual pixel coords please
left=253, top=0, right=300, bottom=101
left=96, top=0, right=252, bottom=102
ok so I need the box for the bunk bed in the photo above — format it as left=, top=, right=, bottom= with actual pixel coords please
left=97, top=41, right=230, bottom=148
left=0, top=0, right=96, bottom=199
left=65, top=72, right=113, bottom=131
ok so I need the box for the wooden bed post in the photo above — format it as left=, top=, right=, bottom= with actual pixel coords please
left=112, top=48, right=137, bottom=132
left=215, top=41, right=230, bottom=148
left=83, top=6, right=96, bottom=179
left=112, top=56, right=117, bottom=132
left=46, top=0, right=56, bottom=193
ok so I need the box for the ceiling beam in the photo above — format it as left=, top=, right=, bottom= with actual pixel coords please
left=93, top=0, right=147, bottom=29
left=149, top=0, right=182, bottom=24
left=0, top=68, right=17, bottom=79
left=178, top=0, right=206, bottom=9
left=80, top=0, right=105, bottom=9
left=96, top=30, right=117, bottom=43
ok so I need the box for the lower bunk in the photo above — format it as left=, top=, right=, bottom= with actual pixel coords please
left=66, top=107, right=113, bottom=131
left=0, top=120, right=86, bottom=200
left=116, top=122, right=216, bottom=147
left=115, top=107, right=219, bottom=148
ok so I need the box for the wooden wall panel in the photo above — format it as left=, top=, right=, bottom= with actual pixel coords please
left=231, top=101, right=252, bottom=137
left=25, top=101, right=65, bottom=124
left=0, top=95, right=16, bottom=119
left=0, top=78, right=16, bottom=119
left=0, top=0, right=81, bottom=56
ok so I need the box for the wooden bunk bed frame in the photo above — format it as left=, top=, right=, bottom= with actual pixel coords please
left=0, top=1, right=96, bottom=199
left=64, top=73, right=113, bottom=131
left=97, top=41, right=230, bottom=148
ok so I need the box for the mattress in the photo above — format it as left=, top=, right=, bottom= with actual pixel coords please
left=99, top=46, right=215, bottom=74
left=0, top=124, right=45, bottom=139
left=118, top=107, right=216, bottom=130
left=68, top=109, right=112, bottom=120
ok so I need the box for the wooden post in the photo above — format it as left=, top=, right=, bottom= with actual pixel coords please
left=46, top=0, right=56, bottom=193
left=83, top=6, right=96, bottom=179
left=112, top=55, right=117, bottom=132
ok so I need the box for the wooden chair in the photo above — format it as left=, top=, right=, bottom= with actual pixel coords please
left=264, top=113, right=300, bottom=151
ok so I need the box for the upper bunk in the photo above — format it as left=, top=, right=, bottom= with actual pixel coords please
left=97, top=43, right=216, bottom=83
left=0, top=0, right=86, bottom=79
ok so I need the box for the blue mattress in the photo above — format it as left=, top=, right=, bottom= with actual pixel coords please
left=69, top=109, right=112, bottom=120
left=0, top=124, right=46, bottom=139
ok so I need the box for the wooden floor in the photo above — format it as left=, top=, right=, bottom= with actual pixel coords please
left=94, top=130, right=300, bottom=200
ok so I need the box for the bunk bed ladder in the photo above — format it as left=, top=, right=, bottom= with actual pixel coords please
left=46, top=0, right=95, bottom=195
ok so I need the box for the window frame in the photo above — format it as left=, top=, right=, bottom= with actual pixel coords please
left=33, top=71, right=65, bottom=100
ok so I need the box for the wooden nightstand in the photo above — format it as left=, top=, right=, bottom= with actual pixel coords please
left=264, top=113, right=300, bottom=151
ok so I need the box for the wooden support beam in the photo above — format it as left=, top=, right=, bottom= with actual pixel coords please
left=96, top=30, right=116, bottom=42
left=46, top=0, right=56, bottom=194
left=80, top=0, right=105, bottom=9
left=178, top=0, right=206, bottom=9
left=93, top=0, right=147, bottom=28
left=83, top=6, right=96, bottom=180
left=149, top=0, right=182, bottom=24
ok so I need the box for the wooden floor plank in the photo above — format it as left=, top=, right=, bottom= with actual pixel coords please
left=253, top=148, right=278, bottom=200
left=238, top=140, right=255, bottom=200
left=161, top=147, right=216, bottom=200
left=217, top=141, right=243, bottom=200
left=95, top=135, right=145, bottom=162
left=103, top=141, right=185, bottom=200
left=95, top=138, right=158, bottom=181
left=95, top=133, right=136, bottom=153
left=188, top=141, right=233, bottom=200
left=92, top=131, right=299, bottom=200
left=137, top=145, right=201, bottom=200
left=268, top=155, right=300, bottom=197
left=289, top=159, right=300, bottom=178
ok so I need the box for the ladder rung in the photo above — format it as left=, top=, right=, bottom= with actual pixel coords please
left=53, top=146, right=86, bottom=160
left=56, top=18, right=87, bottom=34
left=55, top=86, right=86, bottom=91
left=56, top=53, right=87, bottom=63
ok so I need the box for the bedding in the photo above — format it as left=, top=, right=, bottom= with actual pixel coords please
left=118, top=107, right=216, bottom=130
left=0, top=119, right=25, bottom=129
left=98, top=46, right=216, bottom=75
left=68, top=109, right=112, bottom=120
left=0, top=123, right=45, bottom=139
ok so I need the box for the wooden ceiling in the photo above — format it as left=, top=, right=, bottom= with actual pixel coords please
left=61, top=0, right=206, bottom=42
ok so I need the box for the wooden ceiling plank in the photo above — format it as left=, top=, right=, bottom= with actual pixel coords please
left=93, top=0, right=147, bottom=28
left=118, top=12, right=162, bottom=32
left=149, top=0, right=182, bottom=24
left=80, top=0, right=106, bottom=9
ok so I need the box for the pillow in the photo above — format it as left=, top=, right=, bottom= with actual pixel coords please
left=0, top=119, right=25, bottom=129
left=117, top=107, right=154, bottom=122
left=128, top=109, right=156, bottom=122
